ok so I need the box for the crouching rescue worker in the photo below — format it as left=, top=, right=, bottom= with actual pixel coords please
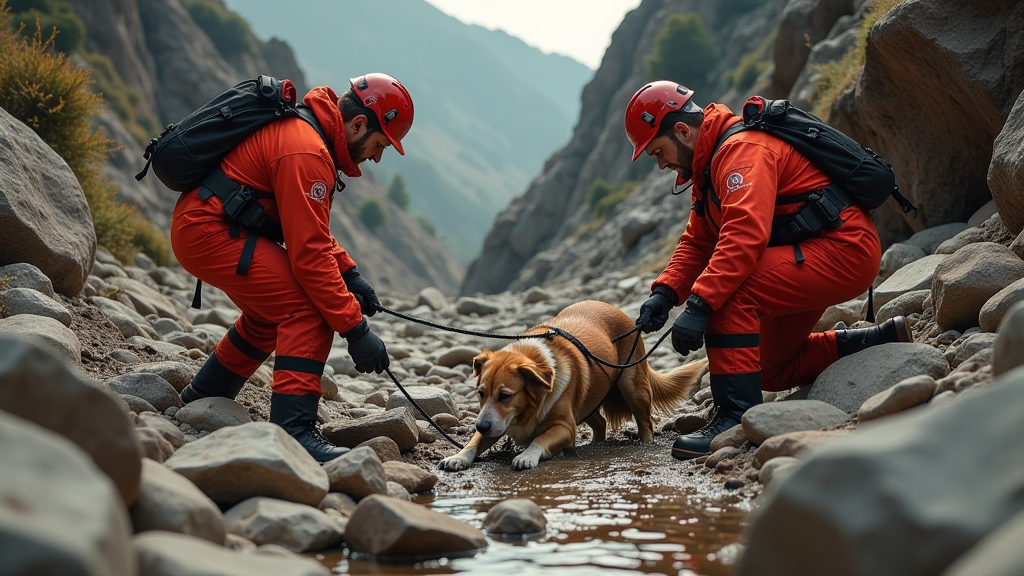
left=625, top=81, right=912, bottom=460
left=171, top=73, right=414, bottom=462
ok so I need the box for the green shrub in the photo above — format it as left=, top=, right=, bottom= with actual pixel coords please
left=182, top=0, right=252, bottom=58
left=812, top=0, right=902, bottom=120
left=83, top=52, right=161, bottom=145
left=9, top=0, right=83, bottom=54
left=729, top=51, right=770, bottom=92
left=645, top=13, right=718, bottom=93
left=586, top=179, right=637, bottom=221
left=387, top=173, right=410, bottom=210
left=415, top=214, right=437, bottom=238
left=0, top=4, right=140, bottom=262
left=127, top=215, right=171, bottom=266
left=358, top=198, right=387, bottom=232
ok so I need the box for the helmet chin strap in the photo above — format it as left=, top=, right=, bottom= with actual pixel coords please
left=672, top=179, right=695, bottom=196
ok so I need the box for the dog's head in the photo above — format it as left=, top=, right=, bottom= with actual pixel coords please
left=470, top=348, right=555, bottom=437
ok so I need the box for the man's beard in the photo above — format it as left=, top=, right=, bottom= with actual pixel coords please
left=347, top=131, right=372, bottom=163
left=669, top=138, right=695, bottom=182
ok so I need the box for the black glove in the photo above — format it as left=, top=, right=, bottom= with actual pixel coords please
left=342, top=319, right=390, bottom=374
left=636, top=286, right=676, bottom=333
left=342, top=267, right=379, bottom=317
left=671, top=295, right=713, bottom=355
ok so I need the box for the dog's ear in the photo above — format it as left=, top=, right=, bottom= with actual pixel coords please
left=518, top=362, right=554, bottom=391
left=472, top=350, right=493, bottom=378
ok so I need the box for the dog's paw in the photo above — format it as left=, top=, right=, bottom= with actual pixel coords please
left=439, top=455, right=471, bottom=472
left=511, top=452, right=542, bottom=471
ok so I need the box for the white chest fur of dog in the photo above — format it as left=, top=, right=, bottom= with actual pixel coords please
left=438, top=300, right=707, bottom=472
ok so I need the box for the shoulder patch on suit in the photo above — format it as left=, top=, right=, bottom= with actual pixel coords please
left=307, top=181, right=328, bottom=204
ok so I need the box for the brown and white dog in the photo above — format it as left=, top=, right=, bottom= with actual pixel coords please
left=439, top=300, right=708, bottom=471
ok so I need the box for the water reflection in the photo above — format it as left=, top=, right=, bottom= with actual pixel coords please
left=319, top=435, right=750, bottom=575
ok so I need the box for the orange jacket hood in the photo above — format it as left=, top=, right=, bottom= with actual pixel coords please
left=304, top=86, right=362, bottom=178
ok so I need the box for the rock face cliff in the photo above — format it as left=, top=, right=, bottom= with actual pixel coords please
left=461, top=0, right=1024, bottom=296
left=67, top=0, right=463, bottom=294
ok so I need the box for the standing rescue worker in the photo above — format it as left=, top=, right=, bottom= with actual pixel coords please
left=625, top=81, right=912, bottom=460
left=171, top=73, right=414, bottom=462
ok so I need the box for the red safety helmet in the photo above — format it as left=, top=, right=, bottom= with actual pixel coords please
left=349, top=73, right=414, bottom=155
left=624, top=81, right=696, bottom=161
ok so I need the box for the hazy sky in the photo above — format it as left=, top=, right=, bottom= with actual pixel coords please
left=422, top=0, right=642, bottom=69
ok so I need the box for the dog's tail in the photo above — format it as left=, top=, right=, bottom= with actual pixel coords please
left=649, top=358, right=708, bottom=415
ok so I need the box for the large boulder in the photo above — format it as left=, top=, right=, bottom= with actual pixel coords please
left=0, top=411, right=135, bottom=576
left=164, top=422, right=329, bottom=507
left=0, top=334, right=142, bottom=504
left=989, top=87, right=1024, bottom=235
left=0, top=107, right=95, bottom=296
left=808, top=343, right=949, bottom=413
left=831, top=0, right=1024, bottom=245
left=738, top=366, right=1024, bottom=576
left=771, top=0, right=855, bottom=97
left=931, top=243, right=1024, bottom=332
left=345, top=495, right=487, bottom=560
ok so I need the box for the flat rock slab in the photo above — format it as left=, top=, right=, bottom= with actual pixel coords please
left=741, top=400, right=850, bottom=445
left=752, top=430, right=851, bottom=468
left=164, top=422, right=328, bottom=507
left=809, top=343, right=949, bottom=413
left=175, top=397, right=252, bottom=432
left=322, top=407, right=419, bottom=452
left=0, top=411, right=134, bottom=576
left=346, top=495, right=487, bottom=560
left=134, top=531, right=330, bottom=576
left=223, top=497, right=343, bottom=553
left=0, top=334, right=141, bottom=504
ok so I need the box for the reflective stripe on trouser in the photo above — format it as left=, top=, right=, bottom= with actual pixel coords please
left=704, top=207, right=881, bottom=393
left=172, top=217, right=334, bottom=396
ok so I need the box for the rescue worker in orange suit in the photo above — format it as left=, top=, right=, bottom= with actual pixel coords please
left=625, top=81, right=912, bottom=460
left=170, top=73, right=414, bottom=462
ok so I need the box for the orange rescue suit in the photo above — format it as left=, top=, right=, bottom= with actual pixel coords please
left=653, top=104, right=881, bottom=391
left=171, top=87, right=364, bottom=396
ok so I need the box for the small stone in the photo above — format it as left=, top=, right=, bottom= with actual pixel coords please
left=482, top=499, right=546, bottom=537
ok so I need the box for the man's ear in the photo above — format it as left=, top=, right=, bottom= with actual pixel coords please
left=472, top=350, right=493, bottom=378
left=518, top=363, right=554, bottom=391
left=347, top=114, right=369, bottom=139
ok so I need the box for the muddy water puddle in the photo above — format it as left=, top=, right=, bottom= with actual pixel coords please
left=318, top=435, right=751, bottom=575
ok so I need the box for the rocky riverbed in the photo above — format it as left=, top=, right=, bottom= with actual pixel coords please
left=3, top=213, right=1024, bottom=575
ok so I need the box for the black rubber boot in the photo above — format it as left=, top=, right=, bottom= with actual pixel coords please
left=180, top=352, right=248, bottom=404
left=836, top=315, right=912, bottom=358
left=269, top=393, right=349, bottom=463
left=672, top=372, right=763, bottom=460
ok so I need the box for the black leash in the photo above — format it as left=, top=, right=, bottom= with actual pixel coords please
left=377, top=305, right=672, bottom=371
left=383, top=367, right=465, bottom=449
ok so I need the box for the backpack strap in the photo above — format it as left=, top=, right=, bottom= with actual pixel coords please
left=295, top=105, right=344, bottom=199
left=701, top=122, right=747, bottom=212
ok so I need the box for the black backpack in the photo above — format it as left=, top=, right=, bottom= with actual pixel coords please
left=702, top=96, right=916, bottom=247
left=134, top=75, right=334, bottom=191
